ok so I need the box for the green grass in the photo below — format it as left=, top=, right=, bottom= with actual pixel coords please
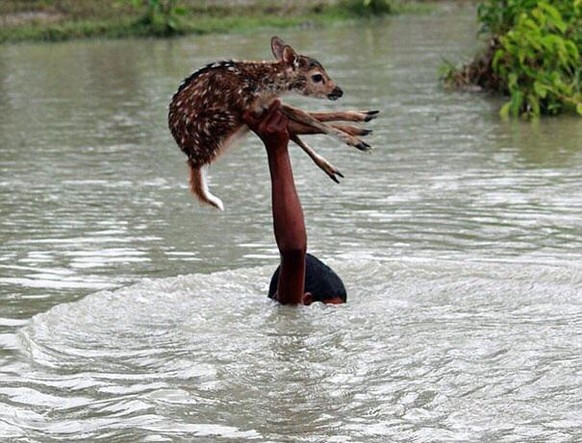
left=0, top=14, right=330, bottom=43
left=0, top=0, right=442, bottom=44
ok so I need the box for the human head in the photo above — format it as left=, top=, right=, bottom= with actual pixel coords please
left=268, top=253, right=347, bottom=304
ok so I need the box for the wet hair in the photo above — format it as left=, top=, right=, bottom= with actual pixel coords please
left=268, top=253, right=347, bottom=303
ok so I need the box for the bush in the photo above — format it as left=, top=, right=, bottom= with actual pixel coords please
left=127, top=0, right=187, bottom=35
left=444, top=0, right=582, bottom=118
left=338, top=0, right=393, bottom=17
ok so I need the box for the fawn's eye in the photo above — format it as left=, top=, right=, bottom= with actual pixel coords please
left=311, top=74, right=324, bottom=83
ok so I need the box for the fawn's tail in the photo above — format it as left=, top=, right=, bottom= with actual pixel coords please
left=187, top=160, right=224, bottom=211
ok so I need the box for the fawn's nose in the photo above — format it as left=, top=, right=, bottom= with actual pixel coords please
left=328, top=87, right=343, bottom=100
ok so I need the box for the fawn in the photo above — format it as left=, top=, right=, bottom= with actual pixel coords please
left=168, top=36, right=378, bottom=210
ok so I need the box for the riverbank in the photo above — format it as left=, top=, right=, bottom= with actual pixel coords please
left=0, top=0, right=442, bottom=44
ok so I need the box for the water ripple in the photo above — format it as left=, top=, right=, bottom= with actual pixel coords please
left=1, top=12, right=582, bottom=443
left=3, top=259, right=577, bottom=440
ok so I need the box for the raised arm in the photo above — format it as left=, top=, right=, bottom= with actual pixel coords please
left=244, top=101, right=306, bottom=304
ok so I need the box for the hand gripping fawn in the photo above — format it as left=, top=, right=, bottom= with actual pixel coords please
left=168, top=36, right=379, bottom=210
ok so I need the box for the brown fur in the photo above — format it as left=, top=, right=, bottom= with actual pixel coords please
left=168, top=36, right=378, bottom=210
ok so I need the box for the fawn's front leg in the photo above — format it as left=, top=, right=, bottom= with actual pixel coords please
left=308, top=108, right=379, bottom=137
left=308, top=109, right=380, bottom=123
left=287, top=120, right=373, bottom=138
left=290, top=135, right=344, bottom=183
left=280, top=104, right=372, bottom=152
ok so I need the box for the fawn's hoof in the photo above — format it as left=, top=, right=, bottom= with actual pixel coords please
left=355, top=141, right=372, bottom=151
left=365, top=110, right=380, bottom=122
left=321, top=163, right=344, bottom=183
left=329, top=169, right=345, bottom=184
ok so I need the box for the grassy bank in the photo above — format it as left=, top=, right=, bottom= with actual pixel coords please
left=0, top=0, right=437, bottom=44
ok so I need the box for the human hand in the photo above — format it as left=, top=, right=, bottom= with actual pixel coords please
left=243, top=100, right=290, bottom=149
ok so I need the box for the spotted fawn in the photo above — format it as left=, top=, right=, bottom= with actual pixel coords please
left=168, top=36, right=378, bottom=210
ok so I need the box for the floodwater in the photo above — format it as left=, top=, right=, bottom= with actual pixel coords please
left=1, top=7, right=582, bottom=443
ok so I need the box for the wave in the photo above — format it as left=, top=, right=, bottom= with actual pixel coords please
left=10, top=257, right=582, bottom=441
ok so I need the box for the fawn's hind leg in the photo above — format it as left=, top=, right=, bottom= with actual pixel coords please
left=280, top=104, right=373, bottom=152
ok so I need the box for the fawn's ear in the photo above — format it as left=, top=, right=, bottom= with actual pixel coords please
left=271, top=36, right=298, bottom=66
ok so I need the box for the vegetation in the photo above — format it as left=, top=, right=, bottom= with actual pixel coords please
left=0, top=0, right=411, bottom=44
left=127, top=0, right=188, bottom=36
left=443, top=0, right=582, bottom=118
left=338, top=0, right=393, bottom=17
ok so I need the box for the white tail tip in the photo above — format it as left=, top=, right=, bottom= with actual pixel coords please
left=189, top=163, right=225, bottom=211
left=205, top=193, right=224, bottom=211
left=200, top=167, right=224, bottom=210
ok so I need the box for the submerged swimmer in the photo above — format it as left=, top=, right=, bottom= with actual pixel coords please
left=244, top=101, right=347, bottom=305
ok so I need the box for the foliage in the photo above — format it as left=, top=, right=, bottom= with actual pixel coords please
left=126, top=0, right=187, bottom=35
left=494, top=1, right=582, bottom=117
left=0, top=1, right=440, bottom=44
left=444, top=0, right=582, bottom=119
left=476, top=0, right=539, bottom=35
left=338, top=0, right=393, bottom=17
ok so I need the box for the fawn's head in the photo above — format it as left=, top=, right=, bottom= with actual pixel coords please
left=271, top=36, right=343, bottom=101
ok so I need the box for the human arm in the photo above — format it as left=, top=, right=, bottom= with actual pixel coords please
left=244, top=101, right=307, bottom=305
